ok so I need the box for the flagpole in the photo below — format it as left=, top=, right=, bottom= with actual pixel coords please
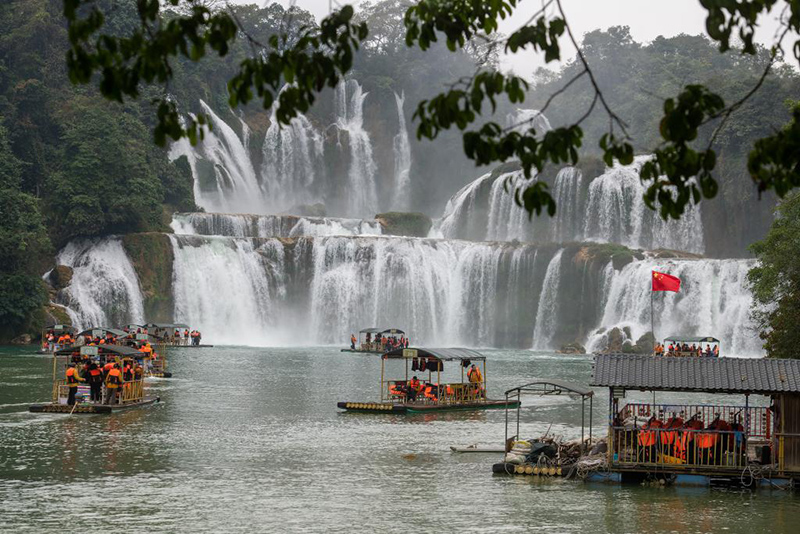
left=650, top=272, right=655, bottom=355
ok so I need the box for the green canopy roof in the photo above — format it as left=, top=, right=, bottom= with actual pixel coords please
left=55, top=344, right=142, bottom=357
left=383, top=347, right=485, bottom=362
left=663, top=336, right=719, bottom=344
left=77, top=327, right=127, bottom=337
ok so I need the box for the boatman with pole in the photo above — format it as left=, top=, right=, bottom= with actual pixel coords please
left=651, top=270, right=681, bottom=355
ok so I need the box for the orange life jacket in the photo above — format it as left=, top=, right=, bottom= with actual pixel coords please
left=638, top=419, right=664, bottom=447
left=66, top=367, right=78, bottom=386
left=106, top=368, right=122, bottom=388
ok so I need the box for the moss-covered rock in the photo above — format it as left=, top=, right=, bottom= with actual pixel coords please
left=122, top=233, right=174, bottom=323
left=558, top=342, right=586, bottom=354
left=47, top=265, right=73, bottom=290
left=375, top=212, right=433, bottom=237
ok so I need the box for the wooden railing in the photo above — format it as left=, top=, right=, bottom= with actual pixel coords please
left=384, top=380, right=485, bottom=404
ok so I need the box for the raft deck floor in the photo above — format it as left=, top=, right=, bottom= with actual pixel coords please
left=29, top=396, right=160, bottom=414
left=340, top=349, right=382, bottom=354
left=337, top=399, right=519, bottom=413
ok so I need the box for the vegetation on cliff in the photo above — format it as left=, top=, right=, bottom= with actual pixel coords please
left=748, top=192, right=800, bottom=359
left=121, top=233, right=175, bottom=323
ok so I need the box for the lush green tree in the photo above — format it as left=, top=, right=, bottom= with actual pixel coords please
left=748, top=186, right=800, bottom=358
left=0, top=122, right=50, bottom=337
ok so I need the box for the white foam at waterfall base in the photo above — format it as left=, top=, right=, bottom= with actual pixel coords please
left=392, top=91, right=412, bottom=210
left=586, top=258, right=762, bottom=356
left=53, top=238, right=145, bottom=329
left=170, top=235, right=288, bottom=346
left=531, top=249, right=564, bottom=350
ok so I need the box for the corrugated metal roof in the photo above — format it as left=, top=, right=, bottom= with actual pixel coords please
left=383, top=347, right=486, bottom=361
left=591, top=354, right=800, bottom=394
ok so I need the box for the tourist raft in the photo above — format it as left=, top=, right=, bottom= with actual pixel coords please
left=341, top=327, right=407, bottom=354
left=337, top=347, right=520, bottom=414
left=29, top=345, right=160, bottom=414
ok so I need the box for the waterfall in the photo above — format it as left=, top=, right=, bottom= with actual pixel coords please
left=585, top=258, right=761, bottom=356
left=392, top=91, right=412, bottom=210
left=260, top=99, right=324, bottom=211
left=52, top=238, right=145, bottom=329
left=170, top=235, right=288, bottom=346
left=551, top=167, right=583, bottom=242
left=531, top=249, right=564, bottom=349
left=440, top=157, right=705, bottom=254
left=437, top=172, right=494, bottom=240
left=507, top=109, right=552, bottom=135
left=334, top=79, right=378, bottom=216
left=170, top=212, right=382, bottom=238
left=583, top=156, right=704, bottom=253
left=486, top=170, right=534, bottom=241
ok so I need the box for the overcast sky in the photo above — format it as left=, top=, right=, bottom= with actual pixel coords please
left=238, top=0, right=786, bottom=76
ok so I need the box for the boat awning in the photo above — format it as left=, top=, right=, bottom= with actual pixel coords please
left=663, top=336, right=720, bottom=344
left=77, top=328, right=127, bottom=337
left=380, top=328, right=405, bottom=335
left=44, top=324, right=76, bottom=332
left=505, top=379, right=593, bottom=397
left=592, top=354, right=800, bottom=395
left=146, top=323, right=190, bottom=329
left=383, top=347, right=485, bottom=362
left=55, top=344, right=143, bottom=357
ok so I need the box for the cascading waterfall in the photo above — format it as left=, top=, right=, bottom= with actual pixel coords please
left=170, top=212, right=382, bottom=238
left=52, top=233, right=763, bottom=354
left=437, top=172, right=494, bottom=239
left=486, top=170, right=534, bottom=241
left=260, top=99, right=324, bottom=210
left=507, top=109, right=552, bottom=135
left=586, top=258, right=760, bottom=356
left=551, top=167, right=583, bottom=243
left=439, top=156, right=705, bottom=254
left=52, top=238, right=145, bottom=329
left=170, top=235, right=288, bottom=346
left=334, top=79, right=378, bottom=215
left=583, top=156, right=705, bottom=253
left=191, top=100, right=264, bottom=214
left=531, top=249, right=564, bottom=349
left=392, top=91, right=412, bottom=210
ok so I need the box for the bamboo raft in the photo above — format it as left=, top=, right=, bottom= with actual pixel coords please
left=337, top=399, right=518, bottom=414
left=29, top=396, right=160, bottom=414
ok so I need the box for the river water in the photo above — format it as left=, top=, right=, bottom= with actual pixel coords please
left=1, top=345, right=798, bottom=533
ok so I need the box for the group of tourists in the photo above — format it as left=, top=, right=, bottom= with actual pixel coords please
left=654, top=343, right=720, bottom=357
left=352, top=332, right=409, bottom=352
left=64, top=356, right=143, bottom=406
left=633, top=412, right=743, bottom=465
left=387, top=363, right=485, bottom=404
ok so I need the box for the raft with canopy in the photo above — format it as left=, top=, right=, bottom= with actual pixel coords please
left=145, top=323, right=213, bottom=347
left=337, top=347, right=520, bottom=414
left=29, top=344, right=160, bottom=414
left=39, top=324, right=77, bottom=353
left=341, top=327, right=407, bottom=354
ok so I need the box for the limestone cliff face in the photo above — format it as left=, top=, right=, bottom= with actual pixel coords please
left=122, top=233, right=174, bottom=324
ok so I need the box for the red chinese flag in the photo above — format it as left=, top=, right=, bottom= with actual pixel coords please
left=652, top=271, right=680, bottom=292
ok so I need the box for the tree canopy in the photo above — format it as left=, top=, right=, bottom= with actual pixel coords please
left=748, top=191, right=800, bottom=358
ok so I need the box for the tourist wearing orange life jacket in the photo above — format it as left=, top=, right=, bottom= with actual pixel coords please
left=87, top=363, right=103, bottom=402
left=65, top=363, right=85, bottom=405
left=350, top=334, right=357, bottom=350
left=105, top=364, right=123, bottom=405
left=407, top=376, right=421, bottom=401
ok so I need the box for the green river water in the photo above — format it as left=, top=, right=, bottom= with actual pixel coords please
left=1, top=345, right=798, bottom=533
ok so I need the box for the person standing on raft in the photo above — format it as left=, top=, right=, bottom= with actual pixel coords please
left=65, top=363, right=85, bottom=405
